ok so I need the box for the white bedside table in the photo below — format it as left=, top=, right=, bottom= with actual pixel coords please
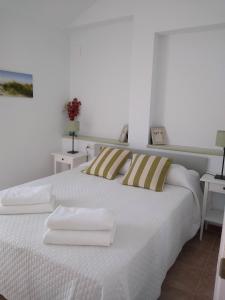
left=51, top=152, right=87, bottom=174
left=200, top=174, right=225, bottom=240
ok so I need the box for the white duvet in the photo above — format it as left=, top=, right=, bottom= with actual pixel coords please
left=0, top=166, right=201, bottom=300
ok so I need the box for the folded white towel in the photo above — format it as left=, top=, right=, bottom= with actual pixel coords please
left=0, top=199, right=55, bottom=215
left=45, top=206, right=115, bottom=231
left=0, top=185, right=52, bottom=206
left=43, top=226, right=116, bottom=246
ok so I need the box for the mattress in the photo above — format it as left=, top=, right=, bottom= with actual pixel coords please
left=0, top=166, right=201, bottom=300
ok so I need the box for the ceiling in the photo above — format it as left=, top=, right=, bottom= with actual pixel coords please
left=0, top=0, right=96, bottom=28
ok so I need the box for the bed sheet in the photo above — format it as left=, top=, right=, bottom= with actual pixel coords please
left=0, top=167, right=200, bottom=300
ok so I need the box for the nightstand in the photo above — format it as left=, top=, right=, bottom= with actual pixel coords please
left=51, top=152, right=87, bottom=174
left=200, top=174, right=225, bottom=240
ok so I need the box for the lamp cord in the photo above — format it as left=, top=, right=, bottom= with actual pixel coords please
left=221, top=147, right=225, bottom=177
left=72, top=132, right=75, bottom=152
left=86, top=145, right=90, bottom=162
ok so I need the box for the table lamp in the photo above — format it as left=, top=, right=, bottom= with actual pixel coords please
left=215, top=130, right=225, bottom=180
left=66, top=120, right=80, bottom=154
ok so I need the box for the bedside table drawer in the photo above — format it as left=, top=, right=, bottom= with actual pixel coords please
left=55, top=154, right=72, bottom=164
left=209, top=183, right=225, bottom=194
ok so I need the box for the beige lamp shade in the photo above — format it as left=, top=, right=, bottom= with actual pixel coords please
left=66, top=120, right=80, bottom=133
left=216, top=130, right=225, bottom=147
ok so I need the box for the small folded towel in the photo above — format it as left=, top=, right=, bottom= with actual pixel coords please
left=43, top=226, right=116, bottom=247
left=0, top=185, right=52, bottom=206
left=0, top=199, right=55, bottom=215
left=45, top=206, right=115, bottom=231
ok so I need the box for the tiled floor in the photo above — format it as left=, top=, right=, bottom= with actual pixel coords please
left=0, top=226, right=221, bottom=300
left=159, top=225, right=221, bottom=300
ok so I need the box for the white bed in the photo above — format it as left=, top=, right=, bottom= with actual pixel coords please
left=0, top=165, right=201, bottom=300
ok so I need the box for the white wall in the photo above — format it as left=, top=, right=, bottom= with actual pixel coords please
left=0, top=10, right=69, bottom=189
left=70, top=17, right=133, bottom=139
left=150, top=27, right=225, bottom=148
left=72, top=0, right=225, bottom=148
left=69, top=0, right=225, bottom=210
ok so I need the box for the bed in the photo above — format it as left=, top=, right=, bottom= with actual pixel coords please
left=0, top=162, right=202, bottom=300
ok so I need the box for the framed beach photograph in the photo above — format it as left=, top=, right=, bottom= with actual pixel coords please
left=0, top=70, right=33, bottom=98
left=151, top=127, right=166, bottom=145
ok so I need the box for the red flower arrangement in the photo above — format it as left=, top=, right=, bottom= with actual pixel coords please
left=65, top=98, right=81, bottom=121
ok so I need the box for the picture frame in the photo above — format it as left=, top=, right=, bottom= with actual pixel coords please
left=0, top=70, right=33, bottom=98
left=151, top=127, right=166, bottom=145
left=119, top=124, right=128, bottom=143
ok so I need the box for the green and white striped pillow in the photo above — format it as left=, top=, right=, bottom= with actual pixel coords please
left=84, top=147, right=130, bottom=180
left=122, top=154, right=172, bottom=192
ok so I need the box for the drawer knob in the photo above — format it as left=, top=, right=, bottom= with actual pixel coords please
left=62, top=158, right=64, bottom=161
left=223, top=187, right=225, bottom=190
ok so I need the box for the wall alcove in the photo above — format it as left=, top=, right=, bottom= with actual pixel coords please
left=150, top=25, right=225, bottom=153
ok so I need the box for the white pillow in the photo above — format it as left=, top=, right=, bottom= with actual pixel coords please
left=166, top=164, right=188, bottom=186
left=119, top=159, right=132, bottom=175
left=79, top=157, right=96, bottom=168
left=166, top=163, right=200, bottom=186
left=188, top=169, right=200, bottom=178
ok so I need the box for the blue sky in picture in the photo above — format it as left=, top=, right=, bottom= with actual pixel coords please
left=0, top=70, right=33, bottom=84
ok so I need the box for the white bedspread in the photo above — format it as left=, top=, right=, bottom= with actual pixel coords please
left=0, top=166, right=201, bottom=300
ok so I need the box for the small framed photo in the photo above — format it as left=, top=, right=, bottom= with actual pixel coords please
left=151, top=127, right=166, bottom=145
left=119, top=124, right=128, bottom=143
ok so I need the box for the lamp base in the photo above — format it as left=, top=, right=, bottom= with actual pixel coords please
left=215, top=174, right=225, bottom=180
left=67, top=150, right=79, bottom=154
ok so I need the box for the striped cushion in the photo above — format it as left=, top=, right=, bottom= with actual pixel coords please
left=122, top=154, right=171, bottom=192
left=84, top=147, right=130, bottom=180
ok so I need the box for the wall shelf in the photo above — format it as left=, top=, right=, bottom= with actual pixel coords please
left=63, top=135, right=129, bottom=146
left=63, top=135, right=221, bottom=156
left=147, top=144, right=222, bottom=156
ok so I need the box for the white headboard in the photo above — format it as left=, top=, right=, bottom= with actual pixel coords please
left=94, top=144, right=209, bottom=176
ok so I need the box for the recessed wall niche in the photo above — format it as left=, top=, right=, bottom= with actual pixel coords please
left=70, top=17, right=133, bottom=140
left=150, top=25, right=225, bottom=149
